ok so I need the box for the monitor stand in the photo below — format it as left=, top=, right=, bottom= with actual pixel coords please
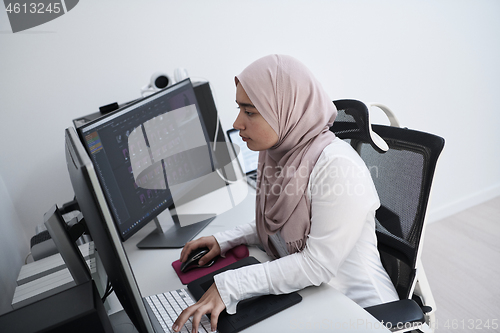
left=136, top=210, right=215, bottom=249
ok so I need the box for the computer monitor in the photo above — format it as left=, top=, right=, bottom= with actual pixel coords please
left=65, top=128, right=301, bottom=333
left=76, top=79, right=217, bottom=248
left=73, top=80, right=238, bottom=207
left=65, top=127, right=155, bottom=332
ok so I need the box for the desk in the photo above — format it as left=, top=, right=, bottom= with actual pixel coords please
left=117, top=181, right=389, bottom=332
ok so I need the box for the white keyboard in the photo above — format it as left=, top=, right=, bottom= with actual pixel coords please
left=145, top=289, right=212, bottom=333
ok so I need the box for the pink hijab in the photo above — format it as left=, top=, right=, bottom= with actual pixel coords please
left=236, top=55, right=337, bottom=258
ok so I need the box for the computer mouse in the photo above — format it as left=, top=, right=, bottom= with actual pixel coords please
left=180, top=247, right=217, bottom=273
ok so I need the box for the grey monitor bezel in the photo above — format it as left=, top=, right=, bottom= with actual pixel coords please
left=65, top=127, right=155, bottom=332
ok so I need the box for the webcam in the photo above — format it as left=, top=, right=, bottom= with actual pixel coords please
left=141, top=69, right=191, bottom=97
left=141, top=72, right=172, bottom=96
left=151, top=72, right=171, bottom=89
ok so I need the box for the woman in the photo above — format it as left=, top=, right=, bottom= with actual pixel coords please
left=173, top=54, right=398, bottom=333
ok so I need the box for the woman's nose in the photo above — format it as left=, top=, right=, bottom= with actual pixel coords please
left=233, top=111, right=244, bottom=130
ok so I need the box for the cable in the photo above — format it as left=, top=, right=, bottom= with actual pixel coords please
left=215, top=167, right=239, bottom=184
left=101, top=279, right=114, bottom=303
left=25, top=252, right=32, bottom=264
left=213, top=115, right=220, bottom=153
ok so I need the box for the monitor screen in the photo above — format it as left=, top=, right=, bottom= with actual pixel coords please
left=77, top=79, right=215, bottom=243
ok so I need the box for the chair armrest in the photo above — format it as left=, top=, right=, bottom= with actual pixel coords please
left=364, top=299, right=425, bottom=329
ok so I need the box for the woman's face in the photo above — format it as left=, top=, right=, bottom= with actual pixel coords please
left=233, top=83, right=278, bottom=151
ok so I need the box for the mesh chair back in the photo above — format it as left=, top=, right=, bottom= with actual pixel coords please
left=331, top=102, right=445, bottom=299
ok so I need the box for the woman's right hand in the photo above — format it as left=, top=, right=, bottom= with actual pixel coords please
left=180, top=236, right=221, bottom=266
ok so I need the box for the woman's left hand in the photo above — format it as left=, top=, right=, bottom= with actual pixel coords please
left=172, top=283, right=225, bottom=333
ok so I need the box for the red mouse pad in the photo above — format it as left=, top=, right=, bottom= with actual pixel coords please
left=172, top=245, right=249, bottom=285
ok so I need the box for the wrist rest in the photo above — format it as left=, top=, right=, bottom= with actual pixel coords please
left=172, top=244, right=249, bottom=284
left=187, top=256, right=303, bottom=333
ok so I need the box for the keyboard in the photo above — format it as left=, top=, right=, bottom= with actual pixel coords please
left=247, top=173, right=257, bottom=189
left=145, top=289, right=213, bottom=333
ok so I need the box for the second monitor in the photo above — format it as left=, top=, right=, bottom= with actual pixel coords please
left=77, top=79, right=224, bottom=248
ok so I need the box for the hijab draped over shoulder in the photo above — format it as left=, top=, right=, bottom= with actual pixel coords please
left=236, top=54, right=337, bottom=258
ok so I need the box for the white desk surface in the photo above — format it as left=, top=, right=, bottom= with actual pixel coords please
left=119, top=181, right=389, bottom=332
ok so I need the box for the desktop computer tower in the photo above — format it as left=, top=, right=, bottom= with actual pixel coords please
left=0, top=280, right=113, bottom=333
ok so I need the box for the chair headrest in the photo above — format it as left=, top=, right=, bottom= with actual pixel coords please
left=331, top=99, right=389, bottom=153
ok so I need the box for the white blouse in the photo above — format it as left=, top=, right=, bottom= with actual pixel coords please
left=213, top=138, right=399, bottom=314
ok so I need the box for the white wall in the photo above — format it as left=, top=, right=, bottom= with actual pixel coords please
left=1, top=0, right=499, bottom=253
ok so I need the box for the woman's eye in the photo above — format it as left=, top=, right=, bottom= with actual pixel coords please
left=237, top=105, right=254, bottom=116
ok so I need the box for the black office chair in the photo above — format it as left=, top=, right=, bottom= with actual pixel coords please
left=331, top=100, right=444, bottom=333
